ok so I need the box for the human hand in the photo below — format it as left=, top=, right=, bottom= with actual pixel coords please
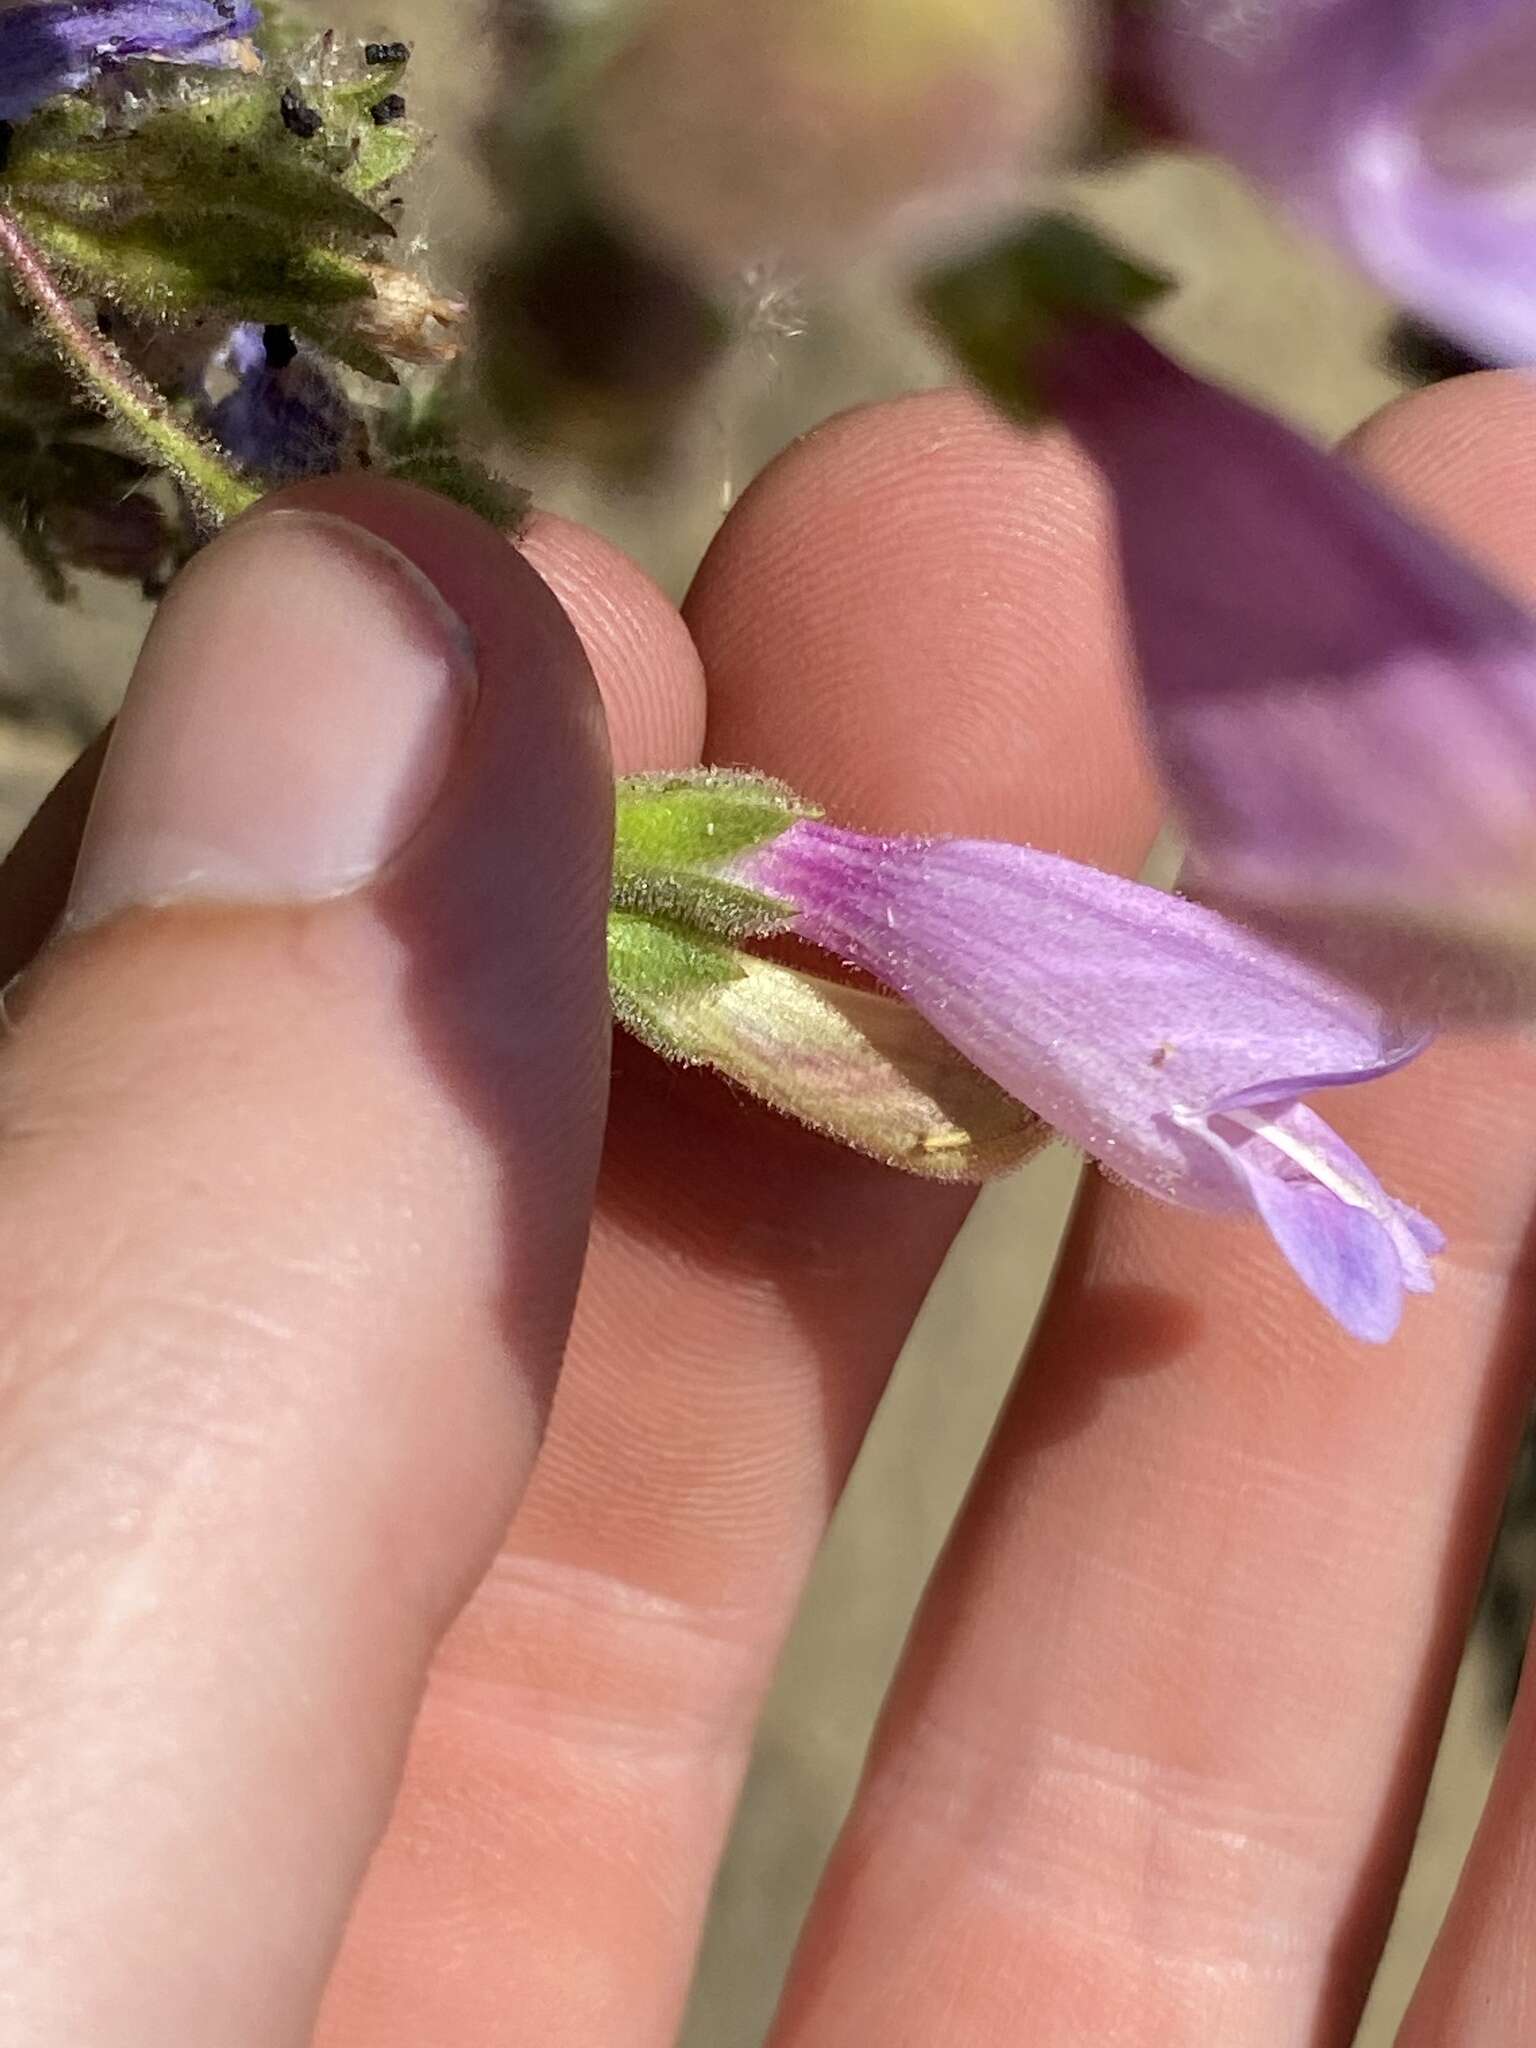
left=2, top=370, right=1534, bottom=2048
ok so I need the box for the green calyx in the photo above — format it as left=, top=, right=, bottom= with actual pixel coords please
left=606, top=771, right=1043, bottom=1181
left=612, top=769, right=813, bottom=943
left=616, top=770, right=814, bottom=869
left=608, top=769, right=809, bottom=1062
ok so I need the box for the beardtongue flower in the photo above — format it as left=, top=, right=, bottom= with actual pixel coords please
left=1123, top=0, right=1536, bottom=363
left=1042, top=321, right=1536, bottom=1023
left=735, top=820, right=1442, bottom=1343
left=0, top=0, right=262, bottom=124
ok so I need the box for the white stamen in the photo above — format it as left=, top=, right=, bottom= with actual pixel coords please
left=1220, top=1108, right=1376, bottom=1213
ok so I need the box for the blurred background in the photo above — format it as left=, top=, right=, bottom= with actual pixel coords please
left=0, top=4, right=1524, bottom=2041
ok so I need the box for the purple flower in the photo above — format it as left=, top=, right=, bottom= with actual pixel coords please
left=1043, top=322, right=1536, bottom=1023
left=736, top=821, right=1442, bottom=1342
left=1125, top=0, right=1536, bottom=363
left=204, top=323, right=360, bottom=482
left=0, top=0, right=261, bottom=124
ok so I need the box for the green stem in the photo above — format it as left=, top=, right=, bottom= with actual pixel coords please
left=0, top=202, right=260, bottom=527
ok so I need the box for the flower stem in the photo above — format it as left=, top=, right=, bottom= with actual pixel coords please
left=0, top=202, right=260, bottom=527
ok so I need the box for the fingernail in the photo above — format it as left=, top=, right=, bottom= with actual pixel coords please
left=67, top=508, right=477, bottom=931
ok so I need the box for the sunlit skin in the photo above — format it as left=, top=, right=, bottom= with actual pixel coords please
left=0, top=370, right=1535, bottom=2047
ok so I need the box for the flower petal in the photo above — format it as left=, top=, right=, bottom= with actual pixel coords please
left=1223, top=1152, right=1409, bottom=1343
left=1129, top=0, right=1536, bottom=363
left=205, top=325, right=362, bottom=483
left=1208, top=1035, right=1431, bottom=1115
left=1043, top=324, right=1536, bottom=1022
left=1209, top=1101, right=1445, bottom=1294
left=738, top=821, right=1419, bottom=1209
left=0, top=1, right=262, bottom=123
left=1280, top=1105, right=1446, bottom=1286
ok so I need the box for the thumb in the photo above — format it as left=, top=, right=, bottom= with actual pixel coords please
left=0, top=482, right=613, bottom=2047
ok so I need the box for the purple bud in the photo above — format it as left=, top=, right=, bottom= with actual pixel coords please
left=0, top=0, right=261, bottom=123
left=1044, top=322, right=1536, bottom=1023
left=204, top=323, right=362, bottom=482
left=1127, top=0, right=1536, bottom=363
left=737, top=821, right=1441, bottom=1342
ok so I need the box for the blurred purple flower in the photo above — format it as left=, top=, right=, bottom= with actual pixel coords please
left=1043, top=322, right=1536, bottom=1022
left=0, top=0, right=261, bottom=123
left=1125, top=0, right=1536, bottom=363
left=205, top=323, right=360, bottom=482
left=737, top=821, right=1441, bottom=1342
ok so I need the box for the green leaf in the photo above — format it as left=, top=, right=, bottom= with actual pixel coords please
left=17, top=203, right=376, bottom=326
left=320, top=331, right=401, bottom=383
left=342, top=121, right=421, bottom=195
left=1, top=78, right=399, bottom=334
left=306, top=52, right=427, bottom=196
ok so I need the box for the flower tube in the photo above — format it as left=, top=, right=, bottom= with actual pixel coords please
left=737, top=820, right=1442, bottom=1341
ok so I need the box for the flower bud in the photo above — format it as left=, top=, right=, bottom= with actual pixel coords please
left=204, top=324, right=365, bottom=482
left=577, top=0, right=1093, bottom=281
left=609, top=917, right=1045, bottom=1181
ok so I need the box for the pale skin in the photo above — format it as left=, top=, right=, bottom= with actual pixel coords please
left=0, top=368, right=1533, bottom=2048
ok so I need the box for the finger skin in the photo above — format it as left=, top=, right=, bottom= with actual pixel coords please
left=1395, top=1627, right=1536, bottom=2045
left=0, top=510, right=706, bottom=994
left=769, top=373, right=1536, bottom=2048
left=0, top=481, right=613, bottom=2047
left=521, top=511, right=709, bottom=774
left=316, top=394, right=1160, bottom=2048
left=1359, top=380, right=1536, bottom=2048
